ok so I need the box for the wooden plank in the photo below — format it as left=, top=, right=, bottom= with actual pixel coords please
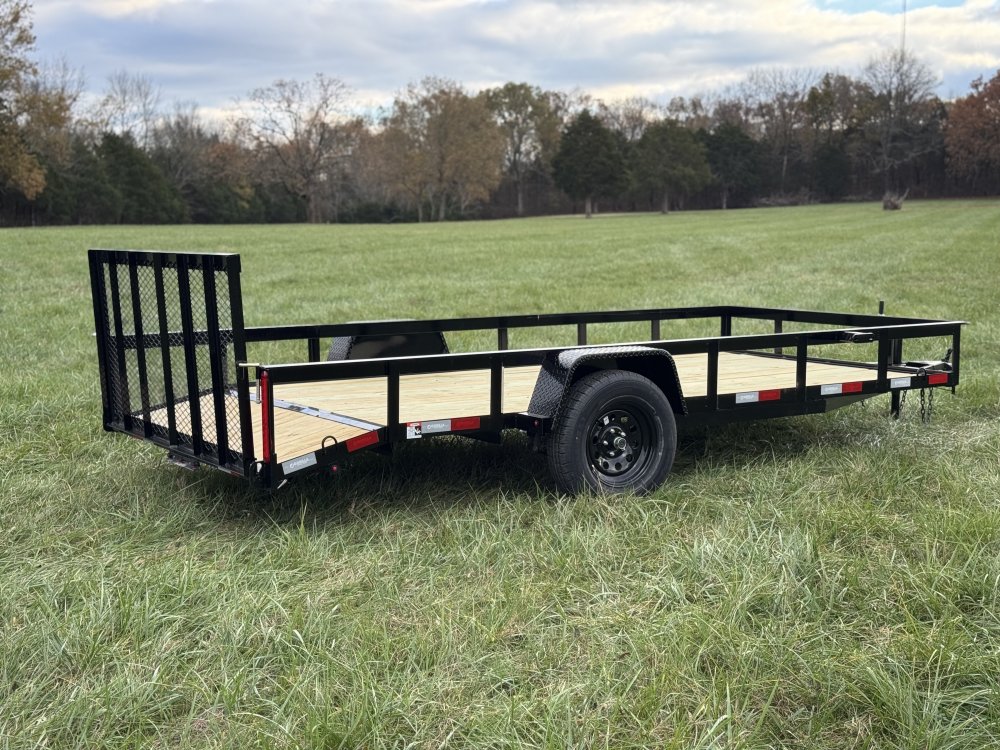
left=672, top=352, right=911, bottom=397
left=147, top=392, right=247, bottom=454
left=268, top=365, right=542, bottom=426
left=147, top=355, right=913, bottom=464
left=147, top=392, right=365, bottom=462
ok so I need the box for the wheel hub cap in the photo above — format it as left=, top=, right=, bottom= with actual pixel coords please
left=589, top=409, right=647, bottom=478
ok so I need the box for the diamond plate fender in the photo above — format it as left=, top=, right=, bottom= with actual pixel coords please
left=526, top=345, right=687, bottom=428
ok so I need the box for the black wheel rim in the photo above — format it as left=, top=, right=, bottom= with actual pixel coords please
left=586, top=403, right=655, bottom=483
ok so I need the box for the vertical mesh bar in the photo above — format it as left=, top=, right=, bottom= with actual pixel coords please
left=127, top=258, right=152, bottom=436
left=101, top=263, right=123, bottom=425
left=214, top=268, right=244, bottom=466
left=152, top=257, right=177, bottom=444
left=106, top=261, right=132, bottom=427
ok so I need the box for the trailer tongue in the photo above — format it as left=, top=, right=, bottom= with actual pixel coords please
left=89, top=249, right=962, bottom=494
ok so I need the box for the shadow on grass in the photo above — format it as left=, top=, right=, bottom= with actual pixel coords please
left=179, top=416, right=852, bottom=527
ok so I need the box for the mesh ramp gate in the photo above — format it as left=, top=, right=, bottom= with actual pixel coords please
left=88, top=250, right=254, bottom=475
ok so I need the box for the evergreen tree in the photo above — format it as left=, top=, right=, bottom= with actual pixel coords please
left=34, top=137, right=120, bottom=223
left=552, top=110, right=626, bottom=217
left=98, top=132, right=187, bottom=223
left=635, top=120, right=711, bottom=213
left=701, top=124, right=763, bottom=209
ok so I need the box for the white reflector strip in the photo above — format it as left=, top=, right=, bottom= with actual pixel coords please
left=735, top=391, right=759, bottom=404
left=890, top=377, right=912, bottom=389
left=821, top=384, right=843, bottom=396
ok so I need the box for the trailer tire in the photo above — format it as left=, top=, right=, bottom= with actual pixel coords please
left=548, top=370, right=676, bottom=495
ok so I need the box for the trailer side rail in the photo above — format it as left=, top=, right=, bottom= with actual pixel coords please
left=253, top=317, right=961, bottom=486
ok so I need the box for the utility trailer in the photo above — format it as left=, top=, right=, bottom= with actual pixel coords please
left=89, top=249, right=963, bottom=494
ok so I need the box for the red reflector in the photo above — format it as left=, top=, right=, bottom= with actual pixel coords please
left=451, top=416, right=481, bottom=431
left=843, top=381, right=863, bottom=393
left=759, top=389, right=781, bottom=402
left=260, top=370, right=273, bottom=463
left=928, top=373, right=948, bottom=385
left=346, top=431, right=379, bottom=452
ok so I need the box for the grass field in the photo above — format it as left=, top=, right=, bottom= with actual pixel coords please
left=2, top=201, right=1000, bottom=748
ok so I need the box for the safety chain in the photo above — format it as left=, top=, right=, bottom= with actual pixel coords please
left=920, top=387, right=935, bottom=424
left=897, top=387, right=935, bottom=423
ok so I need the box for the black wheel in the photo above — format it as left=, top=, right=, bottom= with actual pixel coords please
left=548, top=370, right=677, bottom=494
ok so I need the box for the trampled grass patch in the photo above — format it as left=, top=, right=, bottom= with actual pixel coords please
left=2, top=201, right=1000, bottom=747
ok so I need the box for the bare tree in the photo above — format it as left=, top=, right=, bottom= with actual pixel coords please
left=150, top=102, right=213, bottom=193
left=709, top=94, right=755, bottom=133
left=94, top=70, right=161, bottom=147
left=34, top=56, right=84, bottom=110
left=597, top=96, right=661, bottom=142
left=665, top=95, right=712, bottom=131
left=546, top=87, right=593, bottom=130
left=238, top=74, right=356, bottom=223
left=742, top=68, right=816, bottom=193
left=862, top=49, right=938, bottom=193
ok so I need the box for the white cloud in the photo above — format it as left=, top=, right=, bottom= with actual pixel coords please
left=29, top=0, right=1000, bottom=116
left=34, top=0, right=190, bottom=20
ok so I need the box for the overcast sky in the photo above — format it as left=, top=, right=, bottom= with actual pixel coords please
left=30, top=0, right=1000, bottom=118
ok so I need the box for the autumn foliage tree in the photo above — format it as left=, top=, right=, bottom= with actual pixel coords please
left=238, top=74, right=357, bottom=223
left=945, top=70, right=1000, bottom=194
left=380, top=78, right=504, bottom=221
left=484, top=82, right=560, bottom=217
left=0, top=0, right=43, bottom=199
left=2, top=14, right=1000, bottom=227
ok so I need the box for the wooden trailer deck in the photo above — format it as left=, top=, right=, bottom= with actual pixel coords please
left=148, top=352, right=912, bottom=463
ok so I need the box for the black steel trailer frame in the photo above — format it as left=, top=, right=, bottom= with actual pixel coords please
left=89, top=248, right=963, bottom=493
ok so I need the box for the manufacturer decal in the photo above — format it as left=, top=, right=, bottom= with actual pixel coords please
left=281, top=452, right=317, bottom=474
left=422, top=419, right=451, bottom=434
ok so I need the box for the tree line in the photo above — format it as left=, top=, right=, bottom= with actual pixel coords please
left=1, top=0, right=999, bottom=226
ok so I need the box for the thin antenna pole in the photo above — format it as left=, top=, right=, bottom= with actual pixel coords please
left=901, top=0, right=907, bottom=55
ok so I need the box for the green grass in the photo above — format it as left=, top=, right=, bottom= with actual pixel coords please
left=2, top=201, right=1000, bottom=748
